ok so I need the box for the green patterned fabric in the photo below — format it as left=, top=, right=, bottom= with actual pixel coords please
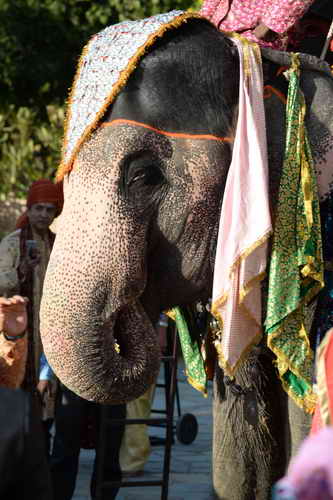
left=264, top=54, right=324, bottom=413
left=172, top=307, right=208, bottom=396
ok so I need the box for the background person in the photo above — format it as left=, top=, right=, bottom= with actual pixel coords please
left=0, top=295, right=52, bottom=500
left=51, top=384, right=126, bottom=500
left=0, top=179, right=63, bottom=451
left=120, top=313, right=169, bottom=476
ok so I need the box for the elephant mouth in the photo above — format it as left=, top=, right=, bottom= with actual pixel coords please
left=96, top=298, right=161, bottom=402
left=108, top=299, right=153, bottom=352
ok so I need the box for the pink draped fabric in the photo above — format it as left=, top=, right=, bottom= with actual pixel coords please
left=200, top=0, right=315, bottom=49
left=274, top=427, right=333, bottom=499
left=212, top=37, right=272, bottom=375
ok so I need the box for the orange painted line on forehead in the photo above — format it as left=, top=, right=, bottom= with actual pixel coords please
left=263, top=85, right=287, bottom=105
left=101, top=119, right=233, bottom=143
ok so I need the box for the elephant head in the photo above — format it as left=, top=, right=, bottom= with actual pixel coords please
left=40, top=15, right=239, bottom=403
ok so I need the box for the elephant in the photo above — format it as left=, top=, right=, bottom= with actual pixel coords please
left=40, top=12, right=333, bottom=500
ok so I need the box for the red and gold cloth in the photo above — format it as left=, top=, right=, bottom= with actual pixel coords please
left=312, top=328, right=333, bottom=432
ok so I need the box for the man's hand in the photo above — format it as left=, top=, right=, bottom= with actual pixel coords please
left=37, top=379, right=52, bottom=397
left=0, top=295, right=28, bottom=337
left=253, top=22, right=279, bottom=42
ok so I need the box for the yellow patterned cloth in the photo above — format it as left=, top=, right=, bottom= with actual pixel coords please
left=265, top=54, right=324, bottom=414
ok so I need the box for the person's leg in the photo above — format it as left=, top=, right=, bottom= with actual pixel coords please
left=119, top=384, right=155, bottom=474
left=91, top=403, right=126, bottom=500
left=51, top=384, right=87, bottom=500
left=42, top=418, right=53, bottom=458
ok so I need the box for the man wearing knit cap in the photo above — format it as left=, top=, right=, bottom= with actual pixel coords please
left=0, top=178, right=63, bottom=452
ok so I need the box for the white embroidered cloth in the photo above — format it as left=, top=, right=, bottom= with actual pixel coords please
left=58, top=10, right=201, bottom=178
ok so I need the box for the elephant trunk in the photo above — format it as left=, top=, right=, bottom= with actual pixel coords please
left=40, top=174, right=161, bottom=404
left=41, top=280, right=160, bottom=403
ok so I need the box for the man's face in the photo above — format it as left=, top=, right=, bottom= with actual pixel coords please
left=27, top=203, right=57, bottom=232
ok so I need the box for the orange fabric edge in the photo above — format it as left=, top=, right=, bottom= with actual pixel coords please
left=100, top=118, right=233, bottom=143
left=263, top=85, right=287, bottom=104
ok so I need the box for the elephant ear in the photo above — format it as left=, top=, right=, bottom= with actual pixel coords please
left=57, top=10, right=207, bottom=181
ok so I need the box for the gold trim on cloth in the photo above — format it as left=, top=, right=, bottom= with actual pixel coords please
left=212, top=251, right=269, bottom=377
left=187, top=374, right=208, bottom=397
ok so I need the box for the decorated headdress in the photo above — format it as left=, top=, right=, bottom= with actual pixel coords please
left=57, top=10, right=201, bottom=181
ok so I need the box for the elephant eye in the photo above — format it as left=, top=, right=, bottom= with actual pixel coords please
left=127, top=164, right=163, bottom=188
left=122, top=154, right=166, bottom=206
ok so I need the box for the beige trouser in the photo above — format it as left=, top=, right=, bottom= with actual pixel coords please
left=119, top=384, right=155, bottom=472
